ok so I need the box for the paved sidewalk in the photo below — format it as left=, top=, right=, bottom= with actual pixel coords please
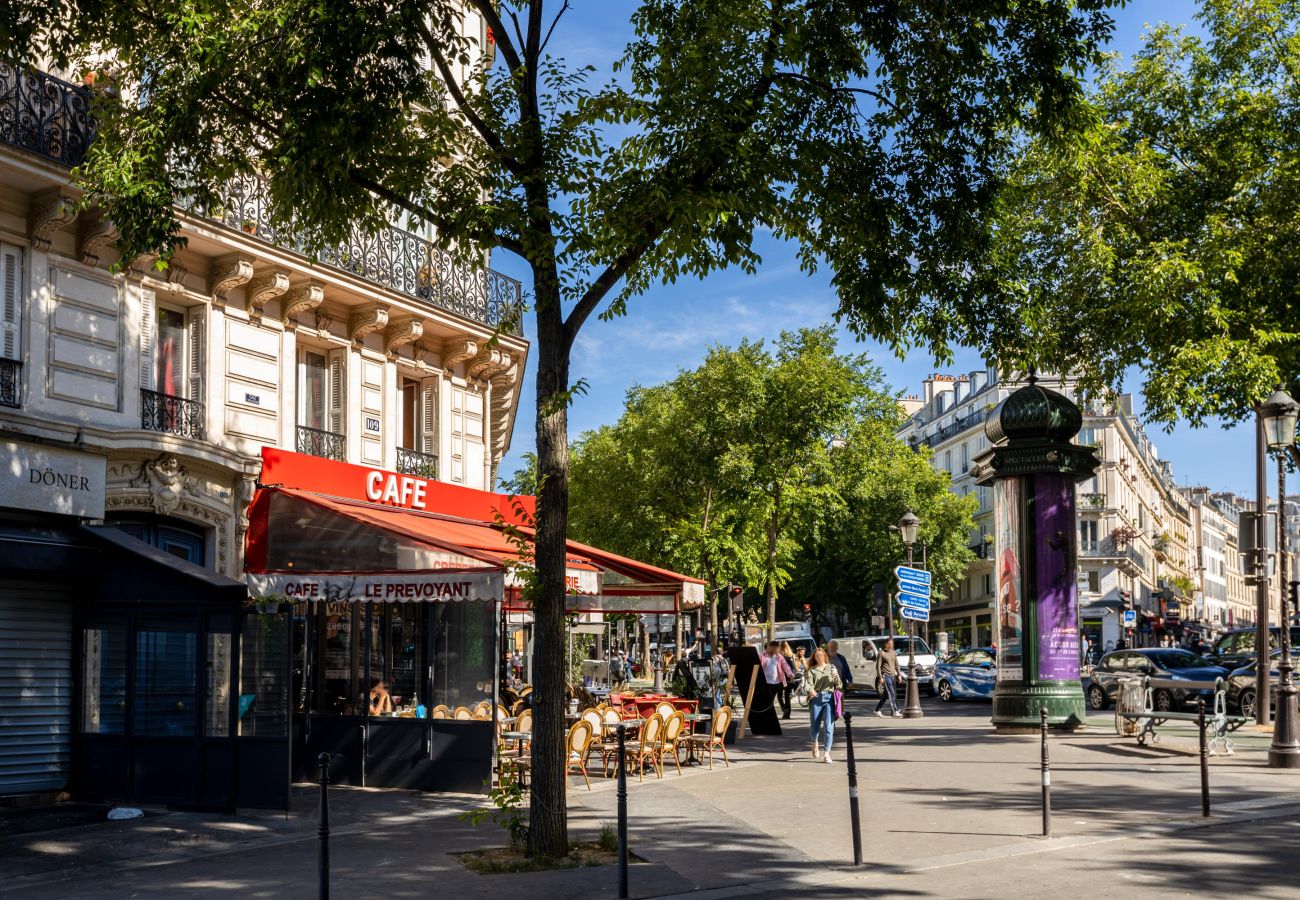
left=2, top=697, right=1298, bottom=899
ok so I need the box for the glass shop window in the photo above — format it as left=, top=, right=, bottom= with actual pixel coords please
left=240, top=611, right=290, bottom=737
left=318, top=603, right=356, bottom=714
left=82, top=627, right=127, bottom=734
left=134, top=625, right=198, bottom=736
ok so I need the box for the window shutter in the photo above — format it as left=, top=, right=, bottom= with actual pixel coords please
left=327, top=349, right=345, bottom=435
left=187, top=308, right=205, bottom=402
left=421, top=380, right=437, bottom=455
left=139, top=289, right=156, bottom=389
left=0, top=244, right=21, bottom=361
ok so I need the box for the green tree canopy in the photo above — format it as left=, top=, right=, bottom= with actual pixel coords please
left=944, top=0, right=1300, bottom=424
left=7, top=0, right=1118, bottom=856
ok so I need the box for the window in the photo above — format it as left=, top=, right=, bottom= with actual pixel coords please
left=1079, top=520, right=1098, bottom=551
left=981, top=574, right=992, bottom=596
left=107, top=515, right=207, bottom=567
left=240, top=612, right=289, bottom=737
left=1087, top=570, right=1101, bottom=593
left=397, top=376, right=438, bottom=469
left=1, top=242, right=22, bottom=362
left=944, top=450, right=952, bottom=472
left=299, top=348, right=345, bottom=434
left=139, top=294, right=203, bottom=401
left=134, top=624, right=197, bottom=736
left=960, top=443, right=969, bottom=473
left=82, top=626, right=126, bottom=734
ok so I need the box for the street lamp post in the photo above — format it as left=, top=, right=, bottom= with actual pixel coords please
left=1258, top=386, right=1300, bottom=768
left=897, top=511, right=924, bottom=719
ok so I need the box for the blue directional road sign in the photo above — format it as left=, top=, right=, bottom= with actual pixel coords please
left=897, top=592, right=931, bottom=611
left=1122, top=609, right=1137, bottom=627
left=901, top=606, right=930, bottom=622
left=897, top=577, right=931, bottom=598
left=894, top=566, right=931, bottom=585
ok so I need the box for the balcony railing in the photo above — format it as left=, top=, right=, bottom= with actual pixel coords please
left=194, top=178, right=523, bottom=333
left=0, top=64, right=95, bottom=167
left=1080, top=492, right=1106, bottom=510
left=913, top=407, right=989, bottom=450
left=0, top=359, right=20, bottom=408
left=141, top=389, right=205, bottom=438
left=297, top=425, right=346, bottom=461
left=3, top=64, right=522, bottom=334
left=396, top=446, right=439, bottom=479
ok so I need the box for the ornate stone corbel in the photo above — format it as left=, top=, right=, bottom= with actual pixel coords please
left=210, top=253, right=255, bottom=307
left=349, top=303, right=390, bottom=345
left=29, top=187, right=79, bottom=252
left=314, top=310, right=335, bottom=338
left=78, top=213, right=118, bottom=267
left=441, top=336, right=478, bottom=371
left=467, top=346, right=512, bottom=381
left=412, top=344, right=431, bottom=368
left=246, top=269, right=290, bottom=317
left=164, top=260, right=189, bottom=287
left=131, top=251, right=162, bottom=278
left=282, top=281, right=325, bottom=328
left=384, top=316, right=424, bottom=357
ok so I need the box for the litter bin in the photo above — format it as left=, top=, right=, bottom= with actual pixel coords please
left=1114, top=677, right=1144, bottom=736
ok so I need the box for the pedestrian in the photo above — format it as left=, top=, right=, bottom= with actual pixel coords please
left=874, top=638, right=902, bottom=718
left=826, top=639, right=854, bottom=693
left=779, top=640, right=800, bottom=719
left=760, top=641, right=794, bottom=718
left=803, top=647, right=842, bottom=763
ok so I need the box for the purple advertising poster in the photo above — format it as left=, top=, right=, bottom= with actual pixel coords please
left=1035, top=474, right=1080, bottom=681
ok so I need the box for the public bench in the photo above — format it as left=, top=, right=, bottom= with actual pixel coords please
left=1114, top=676, right=1248, bottom=755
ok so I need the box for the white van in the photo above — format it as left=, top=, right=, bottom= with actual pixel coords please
left=744, top=621, right=818, bottom=658
left=837, top=634, right=938, bottom=695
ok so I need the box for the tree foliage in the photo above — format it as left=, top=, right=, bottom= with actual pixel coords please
left=952, top=0, right=1300, bottom=424
left=6, top=0, right=1117, bottom=858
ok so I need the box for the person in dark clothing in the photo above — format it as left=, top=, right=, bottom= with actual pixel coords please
left=826, top=640, right=854, bottom=692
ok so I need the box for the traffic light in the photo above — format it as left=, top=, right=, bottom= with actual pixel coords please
left=727, top=584, right=744, bottom=614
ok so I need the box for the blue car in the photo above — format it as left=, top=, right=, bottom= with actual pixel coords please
left=934, top=647, right=997, bottom=701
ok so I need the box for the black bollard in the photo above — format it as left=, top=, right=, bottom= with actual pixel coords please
left=1039, top=707, right=1051, bottom=838
left=844, top=711, right=864, bottom=866
left=317, top=752, right=331, bottom=900
left=617, top=723, right=629, bottom=899
left=1197, top=699, right=1210, bottom=817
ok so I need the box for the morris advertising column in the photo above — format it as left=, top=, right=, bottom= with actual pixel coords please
left=972, top=378, right=1099, bottom=731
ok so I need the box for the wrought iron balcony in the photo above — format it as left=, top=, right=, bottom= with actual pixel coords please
left=141, top=389, right=205, bottom=438
left=395, top=447, right=439, bottom=479
left=297, top=425, right=346, bottom=461
left=0, top=358, right=20, bottom=408
left=1080, top=492, right=1107, bottom=510
left=193, top=175, right=522, bottom=333
left=0, top=64, right=95, bottom=167
left=3, top=64, right=522, bottom=334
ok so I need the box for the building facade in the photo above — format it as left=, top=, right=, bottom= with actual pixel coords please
left=0, top=37, right=527, bottom=804
left=897, top=371, right=1198, bottom=654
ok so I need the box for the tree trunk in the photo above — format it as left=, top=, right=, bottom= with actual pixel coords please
left=765, top=516, right=778, bottom=642
left=527, top=274, right=570, bottom=859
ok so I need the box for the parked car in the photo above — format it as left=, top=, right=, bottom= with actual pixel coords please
left=933, top=647, right=997, bottom=701
left=838, top=635, right=937, bottom=695
left=1205, top=625, right=1300, bottom=671
left=1086, top=649, right=1229, bottom=712
left=1225, top=650, right=1283, bottom=718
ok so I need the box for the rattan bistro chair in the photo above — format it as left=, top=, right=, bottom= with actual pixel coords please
left=631, top=713, right=665, bottom=782
left=657, top=710, right=687, bottom=776
left=565, top=720, right=595, bottom=791
left=686, top=706, right=733, bottom=769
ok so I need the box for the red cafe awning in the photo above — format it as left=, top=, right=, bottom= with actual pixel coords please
left=245, top=449, right=704, bottom=613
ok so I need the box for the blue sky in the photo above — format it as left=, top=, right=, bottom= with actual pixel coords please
left=494, top=1, right=1258, bottom=496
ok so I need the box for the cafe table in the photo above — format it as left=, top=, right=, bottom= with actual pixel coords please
left=682, top=712, right=712, bottom=766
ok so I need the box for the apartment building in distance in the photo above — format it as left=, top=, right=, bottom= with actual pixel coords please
left=897, top=370, right=1198, bottom=654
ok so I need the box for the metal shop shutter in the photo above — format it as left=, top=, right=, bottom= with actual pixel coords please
left=0, top=580, right=73, bottom=795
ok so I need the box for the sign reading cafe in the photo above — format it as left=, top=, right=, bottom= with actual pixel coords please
left=0, top=440, right=106, bottom=518
left=247, top=570, right=505, bottom=604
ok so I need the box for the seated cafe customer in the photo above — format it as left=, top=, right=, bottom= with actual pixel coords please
left=369, top=679, right=394, bottom=716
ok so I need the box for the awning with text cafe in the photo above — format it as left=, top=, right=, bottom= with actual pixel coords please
left=244, top=448, right=705, bottom=613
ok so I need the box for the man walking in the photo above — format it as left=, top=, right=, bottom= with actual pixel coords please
left=760, top=641, right=794, bottom=719
left=874, top=638, right=902, bottom=718
left=827, top=640, right=854, bottom=693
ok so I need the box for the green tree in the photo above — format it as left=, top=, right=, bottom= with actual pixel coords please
left=925, top=0, right=1300, bottom=424
left=786, top=418, right=978, bottom=632
left=9, top=1, right=1117, bottom=856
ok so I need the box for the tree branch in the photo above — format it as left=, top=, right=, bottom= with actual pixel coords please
left=563, top=1, right=787, bottom=346
left=415, top=20, right=526, bottom=181
left=539, top=0, right=570, bottom=56
left=467, top=0, right=524, bottom=76
left=772, top=70, right=898, bottom=113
